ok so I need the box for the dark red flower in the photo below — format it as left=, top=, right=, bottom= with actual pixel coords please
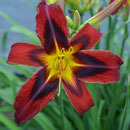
left=7, top=0, right=123, bottom=124
left=110, top=0, right=127, bottom=14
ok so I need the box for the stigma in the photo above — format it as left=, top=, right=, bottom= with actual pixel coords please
left=54, top=47, right=73, bottom=72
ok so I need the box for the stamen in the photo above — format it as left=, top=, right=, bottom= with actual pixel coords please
left=54, top=47, right=73, bottom=71
left=69, top=47, right=73, bottom=53
left=61, top=48, right=65, bottom=54
left=57, top=76, right=61, bottom=96
left=54, top=56, right=59, bottom=70
left=58, top=56, right=60, bottom=60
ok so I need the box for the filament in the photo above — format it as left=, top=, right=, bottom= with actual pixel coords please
left=57, top=76, right=62, bottom=96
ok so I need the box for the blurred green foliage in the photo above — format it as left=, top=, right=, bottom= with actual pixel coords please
left=0, top=0, right=130, bottom=130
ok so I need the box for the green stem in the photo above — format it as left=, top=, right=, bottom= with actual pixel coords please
left=120, top=24, right=129, bottom=57
left=103, top=76, right=126, bottom=130
left=105, top=16, right=118, bottom=50
left=95, top=28, right=100, bottom=50
left=95, top=41, right=100, bottom=50
left=103, top=57, right=129, bottom=130
left=105, top=16, right=112, bottom=50
left=59, top=88, right=64, bottom=130
left=119, top=75, right=130, bottom=130
left=89, top=7, right=94, bottom=17
left=80, top=13, right=83, bottom=24
left=111, top=15, right=118, bottom=29
left=69, top=31, right=75, bottom=39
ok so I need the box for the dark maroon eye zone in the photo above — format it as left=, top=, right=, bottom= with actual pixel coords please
left=30, top=69, right=58, bottom=101
left=73, top=52, right=108, bottom=77
left=62, top=79, right=82, bottom=96
left=44, top=19, right=69, bottom=54
left=29, top=49, right=44, bottom=66
left=70, top=35, right=89, bottom=50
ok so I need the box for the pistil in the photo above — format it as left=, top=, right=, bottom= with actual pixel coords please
left=57, top=75, right=62, bottom=96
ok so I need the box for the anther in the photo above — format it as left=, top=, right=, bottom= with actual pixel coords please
left=69, top=47, right=73, bottom=53
left=61, top=48, right=65, bottom=54
left=58, top=56, right=60, bottom=60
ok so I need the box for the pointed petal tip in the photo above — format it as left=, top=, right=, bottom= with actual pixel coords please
left=119, top=56, right=124, bottom=65
left=77, top=100, right=95, bottom=115
left=7, top=43, right=45, bottom=67
left=62, top=77, right=95, bottom=115
left=70, top=23, right=102, bottom=51
left=14, top=112, right=23, bottom=126
left=15, top=116, right=27, bottom=126
left=14, top=95, right=55, bottom=125
left=36, top=0, right=69, bottom=53
left=6, top=60, right=9, bottom=64
left=72, top=50, right=124, bottom=84
left=13, top=68, right=58, bottom=124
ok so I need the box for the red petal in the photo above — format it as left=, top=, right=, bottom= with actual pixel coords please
left=36, top=1, right=69, bottom=54
left=14, top=68, right=59, bottom=124
left=7, top=43, right=45, bottom=67
left=62, top=76, right=94, bottom=115
left=70, top=24, right=102, bottom=52
left=110, top=0, right=127, bottom=15
left=72, top=50, right=123, bottom=84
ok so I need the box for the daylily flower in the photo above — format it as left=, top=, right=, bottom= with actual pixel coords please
left=110, top=0, right=127, bottom=14
left=7, top=0, right=123, bottom=124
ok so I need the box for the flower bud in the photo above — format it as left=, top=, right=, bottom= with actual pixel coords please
left=78, top=0, right=125, bottom=29
left=47, top=0, right=57, bottom=4
left=66, top=16, right=73, bottom=28
left=123, top=4, right=130, bottom=21
left=74, top=10, right=81, bottom=28
left=64, top=0, right=81, bottom=12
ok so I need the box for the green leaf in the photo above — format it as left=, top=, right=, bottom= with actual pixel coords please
left=119, top=75, right=130, bottom=130
left=0, top=11, right=40, bottom=45
left=0, top=87, right=14, bottom=105
left=67, top=103, right=84, bottom=130
left=0, top=11, right=18, bottom=25
left=0, top=113, right=21, bottom=130
left=0, top=66, right=21, bottom=85
left=97, top=100, right=105, bottom=130
left=2, top=31, right=8, bottom=53
left=34, top=112, right=56, bottom=130
left=0, top=106, right=13, bottom=113
left=9, top=25, right=40, bottom=45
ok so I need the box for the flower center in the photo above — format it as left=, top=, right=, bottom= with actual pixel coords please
left=54, top=47, right=73, bottom=72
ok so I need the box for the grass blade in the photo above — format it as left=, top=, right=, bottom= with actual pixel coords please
left=119, top=75, right=130, bottom=130
left=34, top=112, right=56, bottom=130
left=0, top=113, right=21, bottom=130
